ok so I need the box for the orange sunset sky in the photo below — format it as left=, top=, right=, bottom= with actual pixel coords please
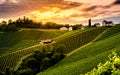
left=0, top=0, right=120, bottom=24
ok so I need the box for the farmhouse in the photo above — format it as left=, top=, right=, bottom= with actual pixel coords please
left=102, top=20, right=114, bottom=26
left=94, top=23, right=101, bottom=27
left=40, top=39, right=54, bottom=44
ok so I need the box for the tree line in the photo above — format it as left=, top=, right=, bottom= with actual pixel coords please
left=0, top=16, right=84, bottom=31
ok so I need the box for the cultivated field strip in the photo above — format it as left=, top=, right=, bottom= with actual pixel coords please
left=0, top=44, right=43, bottom=71
left=52, top=27, right=107, bottom=53
left=0, top=27, right=107, bottom=71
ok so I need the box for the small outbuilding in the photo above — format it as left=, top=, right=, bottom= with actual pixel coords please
left=40, top=39, right=54, bottom=44
left=59, top=27, right=68, bottom=30
left=94, top=23, right=101, bottom=27
left=69, top=26, right=73, bottom=31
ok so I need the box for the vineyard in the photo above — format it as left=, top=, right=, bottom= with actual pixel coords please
left=0, top=44, right=44, bottom=71
left=0, top=29, right=67, bottom=71
left=0, top=27, right=107, bottom=72
left=37, top=25, right=120, bottom=75
left=52, top=27, right=107, bottom=53
left=0, top=29, right=67, bottom=55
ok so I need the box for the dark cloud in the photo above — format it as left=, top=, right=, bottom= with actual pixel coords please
left=0, top=3, right=25, bottom=18
left=83, top=6, right=98, bottom=11
left=82, top=5, right=112, bottom=12
left=112, top=0, right=120, bottom=5
left=0, top=0, right=83, bottom=18
left=48, top=1, right=83, bottom=9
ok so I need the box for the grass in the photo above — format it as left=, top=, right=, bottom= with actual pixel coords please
left=37, top=25, right=120, bottom=75
left=0, top=28, right=95, bottom=71
left=52, top=27, right=107, bottom=53
left=0, top=29, right=67, bottom=55
left=96, top=25, right=120, bottom=41
left=54, top=27, right=93, bottom=40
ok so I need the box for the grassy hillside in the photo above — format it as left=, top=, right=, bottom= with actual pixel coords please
left=0, top=27, right=106, bottom=72
left=0, top=29, right=67, bottom=71
left=96, top=25, right=120, bottom=41
left=0, top=29, right=67, bottom=55
left=37, top=25, right=120, bottom=75
left=52, top=27, right=107, bottom=53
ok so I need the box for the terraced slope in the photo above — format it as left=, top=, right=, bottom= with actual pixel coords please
left=0, top=27, right=106, bottom=72
left=0, top=44, right=44, bottom=71
left=0, top=29, right=67, bottom=71
left=52, top=27, right=107, bottom=53
left=0, top=29, right=67, bottom=55
left=37, top=25, right=120, bottom=75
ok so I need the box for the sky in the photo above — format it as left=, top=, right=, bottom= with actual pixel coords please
left=0, top=0, right=120, bottom=25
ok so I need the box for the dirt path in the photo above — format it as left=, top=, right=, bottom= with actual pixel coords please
left=67, top=29, right=109, bottom=56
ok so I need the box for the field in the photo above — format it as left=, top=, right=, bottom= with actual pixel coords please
left=0, top=29, right=67, bottom=55
left=37, top=25, right=120, bottom=75
left=0, top=29, right=68, bottom=71
left=0, top=27, right=106, bottom=72
left=1, top=25, right=120, bottom=74
left=52, top=27, right=107, bottom=53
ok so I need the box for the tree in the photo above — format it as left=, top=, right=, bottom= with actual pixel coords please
left=16, top=68, right=33, bottom=75
left=0, top=71, right=5, bottom=75
left=88, top=19, right=91, bottom=27
left=54, top=45, right=66, bottom=53
left=8, top=19, right=12, bottom=24
left=24, top=58, right=39, bottom=70
left=40, top=57, right=51, bottom=71
left=1, top=21, right=7, bottom=26
left=5, top=24, right=18, bottom=31
left=51, top=52, right=65, bottom=64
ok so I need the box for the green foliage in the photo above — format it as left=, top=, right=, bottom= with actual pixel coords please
left=0, top=24, right=18, bottom=31
left=85, top=52, right=120, bottom=75
left=51, top=52, right=65, bottom=64
left=16, top=45, right=66, bottom=75
left=0, top=29, right=65, bottom=72
left=37, top=26, right=120, bottom=75
left=40, top=57, right=51, bottom=71
left=24, top=58, right=39, bottom=69
left=54, top=45, right=66, bottom=53
left=16, top=68, right=33, bottom=75
left=0, top=71, right=5, bottom=75
left=0, top=29, right=67, bottom=55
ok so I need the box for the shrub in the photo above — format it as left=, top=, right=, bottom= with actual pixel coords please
left=85, top=52, right=120, bottom=75
left=40, top=57, right=51, bottom=71
left=54, top=45, right=66, bottom=53
left=24, top=58, right=39, bottom=70
left=16, top=68, right=33, bottom=75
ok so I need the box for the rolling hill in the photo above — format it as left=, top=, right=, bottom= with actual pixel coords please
left=0, top=29, right=67, bottom=55
left=0, top=27, right=106, bottom=72
left=37, top=25, right=120, bottom=75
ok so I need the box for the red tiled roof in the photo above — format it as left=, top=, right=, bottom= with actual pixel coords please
left=94, top=23, right=100, bottom=25
left=40, top=39, right=52, bottom=43
left=106, top=21, right=113, bottom=24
